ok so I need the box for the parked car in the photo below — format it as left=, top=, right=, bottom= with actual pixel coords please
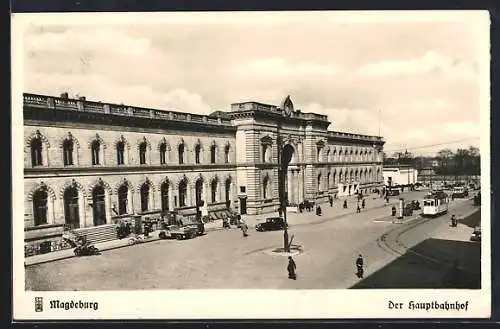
left=256, top=217, right=288, bottom=232
left=452, top=186, right=469, bottom=198
left=387, top=189, right=400, bottom=196
left=159, top=224, right=199, bottom=240
left=470, top=226, right=481, bottom=242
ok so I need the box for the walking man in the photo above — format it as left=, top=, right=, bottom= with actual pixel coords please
left=356, top=254, right=364, bottom=278
left=356, top=202, right=361, bottom=213
left=361, top=199, right=365, bottom=210
left=287, top=256, right=297, bottom=280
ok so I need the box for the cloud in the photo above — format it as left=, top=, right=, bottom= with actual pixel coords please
left=357, top=51, right=477, bottom=81
left=232, top=58, right=343, bottom=77
left=25, top=27, right=152, bottom=57
left=302, top=102, right=379, bottom=135
left=405, top=128, right=429, bottom=141
left=20, top=21, right=483, bottom=157
left=443, top=120, right=481, bottom=138
left=25, top=72, right=213, bottom=115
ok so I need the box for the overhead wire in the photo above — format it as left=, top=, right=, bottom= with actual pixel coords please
left=383, top=137, right=480, bottom=154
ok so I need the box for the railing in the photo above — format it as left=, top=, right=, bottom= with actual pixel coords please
left=329, top=131, right=384, bottom=142
left=23, top=93, right=233, bottom=126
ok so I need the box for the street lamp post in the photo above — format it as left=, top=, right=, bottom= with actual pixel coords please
left=277, top=135, right=290, bottom=253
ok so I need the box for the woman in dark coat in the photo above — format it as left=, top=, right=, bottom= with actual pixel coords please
left=287, top=256, right=297, bottom=280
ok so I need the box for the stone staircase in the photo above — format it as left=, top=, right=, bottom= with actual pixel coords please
left=71, top=224, right=118, bottom=245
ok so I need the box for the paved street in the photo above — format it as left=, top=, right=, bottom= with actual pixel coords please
left=25, top=191, right=480, bottom=290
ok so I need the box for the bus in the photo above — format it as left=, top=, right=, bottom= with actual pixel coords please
left=422, top=191, right=449, bottom=217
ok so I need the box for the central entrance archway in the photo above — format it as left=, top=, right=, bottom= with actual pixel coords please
left=281, top=144, right=297, bottom=205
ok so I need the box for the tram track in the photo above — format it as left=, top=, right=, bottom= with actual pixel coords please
left=376, top=200, right=479, bottom=275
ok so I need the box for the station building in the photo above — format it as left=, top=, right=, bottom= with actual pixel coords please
left=23, top=92, right=385, bottom=248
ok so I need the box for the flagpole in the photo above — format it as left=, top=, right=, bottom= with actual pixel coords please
left=378, top=109, right=381, bottom=137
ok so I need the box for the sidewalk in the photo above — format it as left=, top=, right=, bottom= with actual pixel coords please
left=24, top=191, right=449, bottom=267
left=25, top=231, right=163, bottom=266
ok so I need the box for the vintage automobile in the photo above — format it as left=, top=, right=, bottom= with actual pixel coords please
left=256, top=217, right=288, bottom=232
left=158, top=213, right=204, bottom=240
left=470, top=226, right=481, bottom=242
left=452, top=186, right=469, bottom=198
left=159, top=224, right=199, bottom=240
left=386, top=188, right=400, bottom=196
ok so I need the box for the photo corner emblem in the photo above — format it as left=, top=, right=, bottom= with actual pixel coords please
left=35, top=297, right=43, bottom=312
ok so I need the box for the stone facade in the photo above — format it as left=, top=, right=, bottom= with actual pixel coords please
left=23, top=93, right=385, bottom=231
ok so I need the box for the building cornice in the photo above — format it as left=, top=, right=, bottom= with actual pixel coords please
left=23, top=93, right=236, bottom=134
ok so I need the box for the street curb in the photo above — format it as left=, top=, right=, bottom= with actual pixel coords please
left=25, top=193, right=443, bottom=266
left=25, top=236, right=163, bottom=267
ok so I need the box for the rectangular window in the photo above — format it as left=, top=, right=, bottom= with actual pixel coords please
left=240, top=186, right=246, bottom=193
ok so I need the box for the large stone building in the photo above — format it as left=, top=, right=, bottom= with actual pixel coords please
left=23, top=92, right=384, bottom=248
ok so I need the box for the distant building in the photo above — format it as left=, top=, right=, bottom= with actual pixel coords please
left=383, top=165, right=418, bottom=187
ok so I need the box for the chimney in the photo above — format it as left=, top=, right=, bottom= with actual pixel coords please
left=60, top=92, right=69, bottom=99
left=79, top=96, right=86, bottom=101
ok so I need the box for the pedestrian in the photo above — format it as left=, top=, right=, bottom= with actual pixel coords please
left=240, top=220, right=249, bottom=237
left=356, top=204, right=361, bottom=213
left=343, top=200, right=348, bottom=209
left=361, top=199, right=365, bottom=209
left=287, top=256, right=297, bottom=280
left=391, top=206, right=396, bottom=217
left=451, top=214, right=457, bottom=227
left=316, top=205, right=322, bottom=216
left=356, top=254, right=364, bottom=278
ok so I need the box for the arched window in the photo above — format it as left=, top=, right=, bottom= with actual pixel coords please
left=326, top=149, right=331, bottom=162
left=116, top=141, right=125, bottom=165
left=178, top=143, right=185, bottom=165
left=140, top=183, right=150, bottom=212
left=161, top=182, right=169, bottom=211
left=91, top=140, right=100, bottom=165
left=327, top=172, right=331, bottom=189
left=317, top=174, right=322, bottom=191
left=317, top=147, right=321, bottom=162
left=63, top=139, right=74, bottom=166
left=225, top=178, right=231, bottom=208
left=263, top=176, right=269, bottom=199
left=210, top=145, right=217, bottom=164
left=224, top=144, right=230, bottom=163
left=195, top=179, right=203, bottom=206
left=333, top=171, right=337, bottom=185
left=117, top=184, right=128, bottom=215
left=179, top=179, right=187, bottom=207
left=64, top=186, right=80, bottom=229
left=31, top=137, right=43, bottom=166
left=195, top=144, right=201, bottom=164
left=33, top=189, right=48, bottom=226
left=211, top=179, right=218, bottom=203
left=92, top=185, right=106, bottom=226
left=139, top=142, right=147, bottom=165
left=160, top=143, right=167, bottom=165
left=262, top=145, right=269, bottom=163
left=339, top=171, right=343, bottom=183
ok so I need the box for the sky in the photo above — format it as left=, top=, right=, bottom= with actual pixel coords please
left=18, top=12, right=488, bottom=156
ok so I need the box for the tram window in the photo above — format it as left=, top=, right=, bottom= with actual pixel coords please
left=424, top=200, right=433, bottom=207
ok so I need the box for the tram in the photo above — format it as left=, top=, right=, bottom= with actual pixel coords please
left=422, top=191, right=449, bottom=217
